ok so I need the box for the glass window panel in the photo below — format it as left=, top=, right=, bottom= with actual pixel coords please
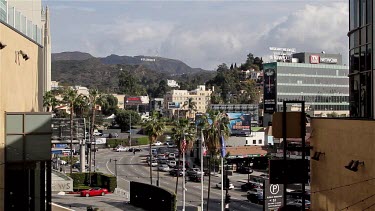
left=6, top=135, right=23, bottom=161
left=354, top=30, right=360, bottom=47
left=366, top=44, right=372, bottom=71
left=350, top=48, right=360, bottom=74
left=361, top=0, right=366, bottom=26
left=367, top=0, right=372, bottom=24
left=354, top=0, right=360, bottom=28
left=15, top=11, right=20, bottom=30
left=349, top=74, right=360, bottom=117
left=360, top=46, right=366, bottom=71
left=367, top=25, right=372, bottom=43
left=350, top=34, right=355, bottom=49
left=361, top=27, right=366, bottom=44
left=8, top=7, right=14, bottom=27
left=6, top=114, right=23, bottom=134
left=25, top=115, right=51, bottom=134
left=25, top=135, right=51, bottom=161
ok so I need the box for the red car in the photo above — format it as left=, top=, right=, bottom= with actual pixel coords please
left=80, top=187, right=109, bottom=197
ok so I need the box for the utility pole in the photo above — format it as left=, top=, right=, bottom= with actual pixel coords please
left=114, top=159, right=118, bottom=176
left=129, top=113, right=132, bottom=147
left=157, top=164, right=160, bottom=187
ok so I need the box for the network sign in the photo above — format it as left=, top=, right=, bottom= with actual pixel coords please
left=264, top=179, right=284, bottom=210
left=168, top=102, right=181, bottom=109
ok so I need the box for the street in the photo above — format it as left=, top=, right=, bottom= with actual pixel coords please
left=96, top=147, right=263, bottom=211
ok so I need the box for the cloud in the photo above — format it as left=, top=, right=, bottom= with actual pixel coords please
left=258, top=3, right=349, bottom=62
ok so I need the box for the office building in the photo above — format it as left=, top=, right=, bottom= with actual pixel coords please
left=0, top=0, right=52, bottom=210
left=263, top=52, right=349, bottom=126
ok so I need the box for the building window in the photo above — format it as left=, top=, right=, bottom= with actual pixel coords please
left=258, top=140, right=262, bottom=144
left=253, top=140, right=256, bottom=144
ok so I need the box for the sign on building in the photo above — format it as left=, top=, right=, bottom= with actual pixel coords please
left=263, top=63, right=277, bottom=113
left=168, top=102, right=181, bottom=109
left=264, top=179, right=284, bottom=210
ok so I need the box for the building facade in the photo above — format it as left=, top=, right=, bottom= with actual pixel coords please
left=164, top=85, right=212, bottom=118
left=1, top=0, right=52, bottom=210
left=348, top=0, right=373, bottom=118
left=263, top=52, right=349, bottom=126
left=210, top=104, right=259, bottom=126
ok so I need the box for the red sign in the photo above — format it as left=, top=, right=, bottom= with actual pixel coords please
left=310, top=55, right=320, bottom=64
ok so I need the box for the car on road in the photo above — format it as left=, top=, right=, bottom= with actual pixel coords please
left=109, top=133, right=119, bottom=138
left=158, top=164, right=170, bottom=172
left=148, top=160, right=158, bottom=167
left=187, top=168, right=203, bottom=176
left=236, top=166, right=253, bottom=174
left=241, top=182, right=262, bottom=191
left=167, top=143, right=177, bottom=148
left=188, top=175, right=202, bottom=182
left=289, top=199, right=311, bottom=208
left=93, top=131, right=102, bottom=136
left=169, top=168, right=184, bottom=177
left=168, top=153, right=176, bottom=159
left=247, top=192, right=264, bottom=204
left=152, top=141, right=162, bottom=146
left=128, top=148, right=142, bottom=152
left=216, top=182, right=234, bottom=190
left=114, top=146, right=128, bottom=152
left=80, top=187, right=108, bottom=197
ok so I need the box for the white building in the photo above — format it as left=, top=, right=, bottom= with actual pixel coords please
left=226, top=127, right=266, bottom=147
left=167, top=79, right=180, bottom=88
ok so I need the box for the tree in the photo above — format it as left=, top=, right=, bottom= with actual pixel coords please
left=115, top=110, right=141, bottom=131
left=101, top=94, right=119, bottom=116
left=74, top=95, right=89, bottom=118
left=43, top=91, right=59, bottom=112
left=118, top=70, right=146, bottom=95
left=200, top=110, right=230, bottom=211
left=143, top=111, right=165, bottom=185
left=182, top=97, right=197, bottom=119
left=171, top=118, right=196, bottom=196
left=61, top=87, right=82, bottom=174
left=88, top=89, right=106, bottom=174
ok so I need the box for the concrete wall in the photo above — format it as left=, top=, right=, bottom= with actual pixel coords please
left=0, top=22, right=43, bottom=210
left=310, top=118, right=375, bottom=211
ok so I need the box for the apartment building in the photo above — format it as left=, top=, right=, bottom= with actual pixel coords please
left=164, top=85, right=212, bottom=118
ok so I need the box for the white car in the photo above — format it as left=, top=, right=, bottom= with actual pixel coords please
left=93, top=131, right=102, bottom=136
left=168, top=160, right=177, bottom=168
left=216, top=182, right=234, bottom=190
left=168, top=153, right=176, bottom=159
left=149, top=160, right=158, bottom=167
left=152, top=141, right=162, bottom=146
left=116, top=147, right=128, bottom=152
left=158, top=164, right=170, bottom=172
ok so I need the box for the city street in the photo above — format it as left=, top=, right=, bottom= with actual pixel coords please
left=96, top=147, right=263, bottom=211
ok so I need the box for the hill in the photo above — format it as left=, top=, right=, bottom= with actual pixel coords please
left=51, top=52, right=215, bottom=95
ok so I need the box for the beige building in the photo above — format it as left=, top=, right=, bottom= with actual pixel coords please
left=0, top=0, right=52, bottom=210
left=164, top=85, right=212, bottom=118
left=310, top=118, right=375, bottom=211
left=113, top=94, right=125, bottom=109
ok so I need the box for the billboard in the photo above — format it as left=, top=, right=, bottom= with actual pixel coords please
left=227, top=113, right=251, bottom=136
left=168, top=102, right=181, bottom=109
left=195, top=113, right=251, bottom=136
left=263, top=63, right=277, bottom=113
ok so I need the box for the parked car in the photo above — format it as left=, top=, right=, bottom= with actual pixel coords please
left=80, top=187, right=109, bottom=197
left=152, top=141, right=162, bottom=146
left=93, top=131, right=102, bottom=136
left=289, top=199, right=311, bottom=208
left=158, top=164, right=170, bottom=172
left=187, top=168, right=203, bottom=176
left=247, top=188, right=263, bottom=195
left=158, top=159, right=168, bottom=165
left=241, top=182, right=262, bottom=191
left=216, top=182, right=234, bottom=190
left=168, top=160, right=177, bottom=168
left=168, top=153, right=176, bottom=159
left=109, top=133, right=119, bottom=138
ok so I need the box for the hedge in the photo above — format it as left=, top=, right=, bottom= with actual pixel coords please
left=68, top=172, right=117, bottom=192
left=107, top=137, right=149, bottom=148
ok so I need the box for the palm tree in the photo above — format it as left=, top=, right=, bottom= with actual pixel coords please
left=201, top=110, right=230, bottom=211
left=171, top=118, right=196, bottom=196
left=74, top=95, right=89, bottom=118
left=43, top=90, right=59, bottom=112
left=182, top=97, right=197, bottom=119
left=143, top=111, right=165, bottom=185
left=88, top=89, right=106, bottom=173
left=61, top=87, right=81, bottom=174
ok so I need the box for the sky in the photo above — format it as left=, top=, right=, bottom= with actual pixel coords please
left=43, top=0, right=349, bottom=70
